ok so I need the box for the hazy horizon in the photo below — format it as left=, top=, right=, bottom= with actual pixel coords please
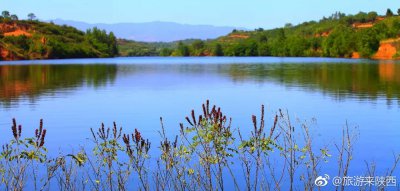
left=48, top=18, right=247, bottom=29
left=1, top=0, right=399, bottom=29
left=50, top=19, right=244, bottom=42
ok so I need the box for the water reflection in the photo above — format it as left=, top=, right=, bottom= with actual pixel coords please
left=0, top=64, right=117, bottom=107
left=223, top=61, right=400, bottom=102
left=117, top=61, right=400, bottom=104
left=1, top=59, right=400, bottom=107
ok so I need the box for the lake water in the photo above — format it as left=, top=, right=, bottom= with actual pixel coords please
left=1, top=57, right=400, bottom=188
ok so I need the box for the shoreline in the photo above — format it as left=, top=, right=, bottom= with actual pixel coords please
left=1, top=55, right=399, bottom=63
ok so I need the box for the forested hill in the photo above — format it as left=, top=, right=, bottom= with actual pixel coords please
left=2, top=9, right=400, bottom=60
left=121, top=9, right=400, bottom=59
left=0, top=11, right=118, bottom=61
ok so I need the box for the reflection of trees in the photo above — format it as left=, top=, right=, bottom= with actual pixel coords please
left=1, top=61, right=399, bottom=107
left=105, top=62, right=400, bottom=102
left=224, top=62, right=400, bottom=101
left=0, top=64, right=117, bottom=106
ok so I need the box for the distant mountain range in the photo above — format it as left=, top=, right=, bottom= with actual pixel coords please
left=49, top=19, right=245, bottom=42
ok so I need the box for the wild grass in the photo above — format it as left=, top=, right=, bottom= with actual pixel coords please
left=0, top=100, right=399, bottom=191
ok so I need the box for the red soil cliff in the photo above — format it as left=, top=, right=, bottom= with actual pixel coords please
left=373, top=39, right=399, bottom=60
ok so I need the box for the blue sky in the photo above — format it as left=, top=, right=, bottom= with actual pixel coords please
left=1, top=0, right=399, bottom=29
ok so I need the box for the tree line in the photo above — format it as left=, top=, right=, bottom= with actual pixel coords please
left=0, top=11, right=118, bottom=60
left=0, top=11, right=37, bottom=22
left=120, top=8, right=400, bottom=59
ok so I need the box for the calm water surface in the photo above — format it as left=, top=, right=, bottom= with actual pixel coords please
left=1, top=57, right=399, bottom=185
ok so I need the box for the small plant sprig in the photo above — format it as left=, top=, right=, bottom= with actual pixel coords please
left=89, top=122, right=124, bottom=191
left=238, top=105, right=282, bottom=191
left=180, top=100, right=238, bottom=191
left=156, top=117, right=193, bottom=191
left=45, top=150, right=89, bottom=191
left=0, top=101, right=397, bottom=191
left=0, top=118, right=48, bottom=191
left=123, top=128, right=151, bottom=191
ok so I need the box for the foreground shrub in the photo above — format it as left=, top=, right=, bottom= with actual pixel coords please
left=1, top=100, right=399, bottom=191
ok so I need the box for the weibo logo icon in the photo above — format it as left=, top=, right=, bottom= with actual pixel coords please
left=315, top=174, right=330, bottom=187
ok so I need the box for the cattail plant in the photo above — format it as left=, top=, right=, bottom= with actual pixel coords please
left=237, top=105, right=282, bottom=191
left=179, top=100, right=239, bottom=191
left=122, top=128, right=151, bottom=191
left=0, top=118, right=49, bottom=191
left=11, top=118, right=22, bottom=142
left=35, top=119, right=47, bottom=149
left=0, top=101, right=399, bottom=191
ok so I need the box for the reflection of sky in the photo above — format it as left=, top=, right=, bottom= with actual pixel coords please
left=0, top=57, right=399, bottom=188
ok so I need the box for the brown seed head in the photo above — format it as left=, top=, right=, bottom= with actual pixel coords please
left=134, top=129, right=141, bottom=143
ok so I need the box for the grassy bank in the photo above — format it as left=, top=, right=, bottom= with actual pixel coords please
left=1, top=100, right=399, bottom=190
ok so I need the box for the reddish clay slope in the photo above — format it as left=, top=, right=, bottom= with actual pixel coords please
left=4, top=29, right=32, bottom=37
left=373, top=39, right=399, bottom=60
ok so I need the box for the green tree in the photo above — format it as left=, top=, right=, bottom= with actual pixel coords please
left=160, top=48, right=172, bottom=56
left=27, top=13, right=36, bottom=21
left=398, top=8, right=400, bottom=16
left=287, top=36, right=308, bottom=57
left=353, top=12, right=368, bottom=22
left=257, top=43, right=269, bottom=56
left=269, top=28, right=287, bottom=56
left=10, top=14, right=18, bottom=21
left=108, top=32, right=118, bottom=56
left=366, top=11, right=378, bottom=22
left=176, top=41, right=190, bottom=56
left=386, top=9, right=394, bottom=17
left=191, top=40, right=205, bottom=56
left=245, top=41, right=258, bottom=56
left=258, top=33, right=268, bottom=43
left=1, top=10, right=10, bottom=18
left=3, top=35, right=31, bottom=51
left=356, top=28, right=379, bottom=57
left=224, top=43, right=246, bottom=56
left=191, top=40, right=204, bottom=50
left=213, top=43, right=224, bottom=56
left=372, top=22, right=390, bottom=40
left=85, top=27, right=118, bottom=57
left=284, top=23, right=293, bottom=28
left=322, top=25, right=355, bottom=57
